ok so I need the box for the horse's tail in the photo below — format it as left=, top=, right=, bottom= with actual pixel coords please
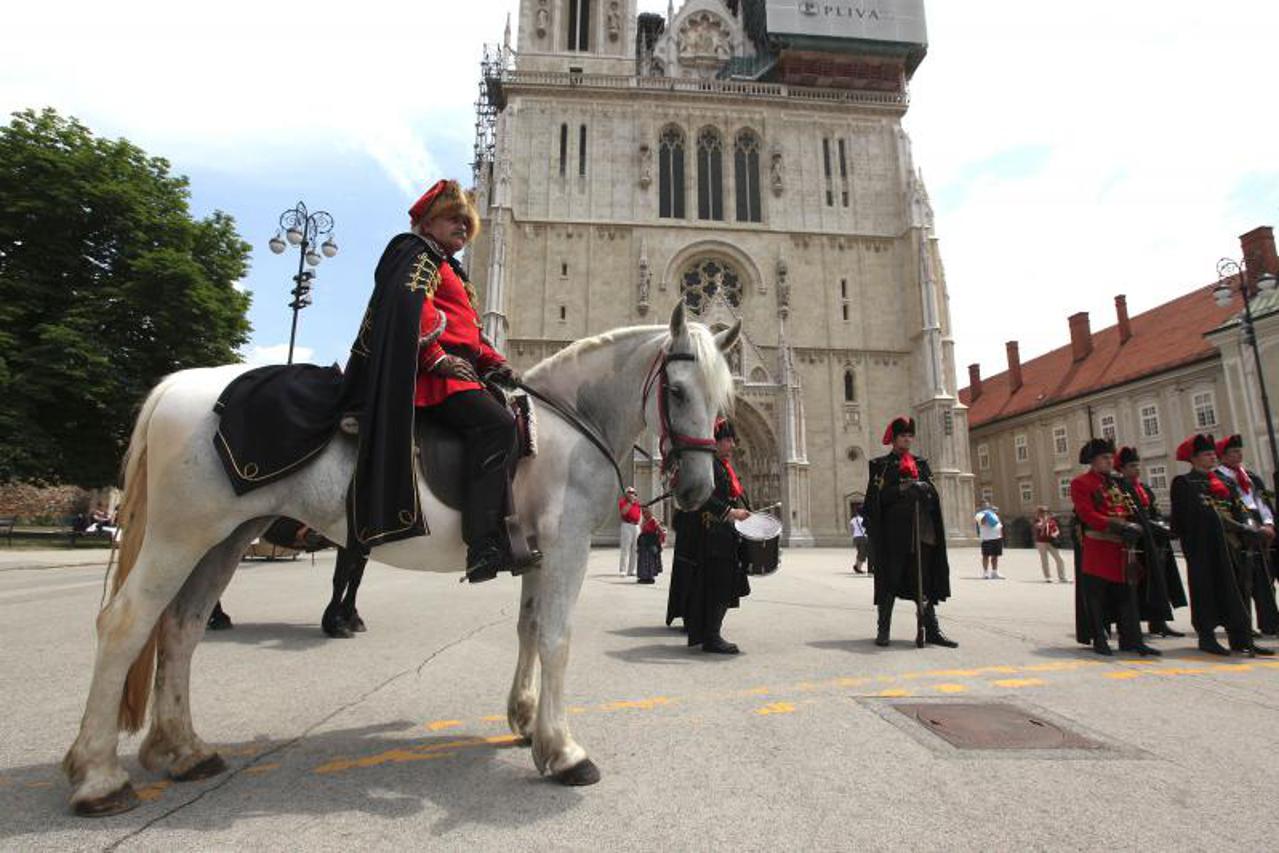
left=111, top=375, right=176, bottom=733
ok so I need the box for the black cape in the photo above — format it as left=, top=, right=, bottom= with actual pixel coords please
left=214, top=233, right=447, bottom=550
left=665, top=457, right=751, bottom=643
left=1169, top=470, right=1251, bottom=636
left=864, top=451, right=950, bottom=606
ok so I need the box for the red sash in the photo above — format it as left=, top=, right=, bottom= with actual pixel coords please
left=899, top=451, right=919, bottom=480
left=723, top=460, right=744, bottom=499
left=1207, top=473, right=1231, bottom=500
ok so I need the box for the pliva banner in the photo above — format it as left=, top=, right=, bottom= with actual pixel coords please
left=765, top=0, right=928, bottom=46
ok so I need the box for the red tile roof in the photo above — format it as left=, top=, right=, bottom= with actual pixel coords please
left=959, top=286, right=1235, bottom=429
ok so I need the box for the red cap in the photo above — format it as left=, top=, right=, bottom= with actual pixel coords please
left=882, top=416, right=915, bottom=446
left=408, top=179, right=449, bottom=223
left=1216, top=434, right=1243, bottom=457
left=1177, top=434, right=1216, bottom=463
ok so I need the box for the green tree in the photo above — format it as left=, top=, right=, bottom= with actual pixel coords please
left=0, top=108, right=252, bottom=486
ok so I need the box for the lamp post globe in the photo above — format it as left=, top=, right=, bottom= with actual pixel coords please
left=268, top=232, right=287, bottom=254
left=321, top=237, right=339, bottom=258
left=286, top=226, right=304, bottom=245
left=305, top=249, right=323, bottom=267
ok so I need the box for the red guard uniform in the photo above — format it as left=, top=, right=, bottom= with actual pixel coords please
left=1070, top=469, right=1132, bottom=583
left=415, top=262, right=505, bottom=408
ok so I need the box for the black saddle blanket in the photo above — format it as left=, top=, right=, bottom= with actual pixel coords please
left=214, top=364, right=347, bottom=495
left=213, top=364, right=536, bottom=503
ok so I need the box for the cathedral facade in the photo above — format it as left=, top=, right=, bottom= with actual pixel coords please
left=468, top=0, right=974, bottom=545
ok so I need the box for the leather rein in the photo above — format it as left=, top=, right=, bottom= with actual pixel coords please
left=510, top=346, right=717, bottom=497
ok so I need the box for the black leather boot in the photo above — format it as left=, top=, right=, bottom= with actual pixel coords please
left=923, top=604, right=958, bottom=648
left=1198, top=633, right=1230, bottom=656
left=465, top=539, right=506, bottom=583
left=875, top=603, right=892, bottom=647
left=207, top=602, right=233, bottom=631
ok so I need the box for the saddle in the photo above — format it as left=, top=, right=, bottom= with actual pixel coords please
left=412, top=391, right=537, bottom=511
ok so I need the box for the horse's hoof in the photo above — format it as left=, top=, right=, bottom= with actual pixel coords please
left=324, top=625, right=354, bottom=639
left=348, top=614, right=367, bottom=633
left=207, top=614, right=233, bottom=631
left=172, top=753, right=227, bottom=782
left=72, top=783, right=139, bottom=817
left=553, top=758, right=601, bottom=787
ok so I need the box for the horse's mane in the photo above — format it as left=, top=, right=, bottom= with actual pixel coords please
left=526, top=323, right=735, bottom=415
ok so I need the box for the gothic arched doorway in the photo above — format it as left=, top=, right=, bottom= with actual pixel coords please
left=728, top=401, right=779, bottom=511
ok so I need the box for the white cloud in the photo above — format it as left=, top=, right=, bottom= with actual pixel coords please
left=242, top=343, right=314, bottom=366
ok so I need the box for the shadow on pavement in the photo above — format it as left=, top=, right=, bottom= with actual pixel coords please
left=200, top=622, right=340, bottom=652
left=607, top=625, right=678, bottom=639
left=806, top=638, right=920, bottom=655
left=604, top=642, right=729, bottom=665
left=0, top=721, right=580, bottom=842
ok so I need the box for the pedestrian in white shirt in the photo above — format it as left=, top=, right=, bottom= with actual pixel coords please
left=974, top=501, right=1005, bottom=579
left=617, top=487, right=643, bottom=577
left=850, top=513, right=868, bottom=574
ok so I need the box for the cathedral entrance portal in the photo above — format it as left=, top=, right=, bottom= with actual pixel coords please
left=728, top=400, right=779, bottom=513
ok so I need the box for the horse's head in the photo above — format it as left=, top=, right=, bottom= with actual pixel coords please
left=653, top=303, right=740, bottom=510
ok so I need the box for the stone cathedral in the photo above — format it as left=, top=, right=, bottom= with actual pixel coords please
left=468, top=0, right=974, bottom=545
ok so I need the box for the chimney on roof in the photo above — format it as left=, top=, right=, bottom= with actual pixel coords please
left=1005, top=341, right=1023, bottom=392
left=1240, top=226, right=1279, bottom=293
left=968, top=363, right=982, bottom=400
left=1069, top=312, right=1093, bottom=362
left=1115, top=294, right=1132, bottom=344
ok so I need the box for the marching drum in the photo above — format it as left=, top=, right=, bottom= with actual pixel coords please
left=735, top=509, right=782, bottom=577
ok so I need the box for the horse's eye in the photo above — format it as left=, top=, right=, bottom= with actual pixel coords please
left=668, top=385, right=686, bottom=403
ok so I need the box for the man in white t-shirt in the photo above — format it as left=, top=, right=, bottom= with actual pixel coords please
left=974, top=501, right=1005, bottom=579
left=850, top=513, right=868, bottom=574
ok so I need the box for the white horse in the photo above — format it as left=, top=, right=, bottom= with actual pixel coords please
left=61, top=303, right=738, bottom=816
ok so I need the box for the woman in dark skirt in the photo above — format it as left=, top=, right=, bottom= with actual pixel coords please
left=636, top=507, right=666, bottom=585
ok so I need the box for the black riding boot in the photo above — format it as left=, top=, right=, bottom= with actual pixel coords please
left=207, top=601, right=232, bottom=631
left=875, top=602, right=893, bottom=647
left=923, top=603, right=958, bottom=648
left=702, top=602, right=738, bottom=654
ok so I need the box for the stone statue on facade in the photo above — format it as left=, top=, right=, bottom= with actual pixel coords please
left=770, top=146, right=785, bottom=196
left=637, top=244, right=652, bottom=315
left=607, top=1, right=621, bottom=41
left=638, top=144, right=653, bottom=189
left=776, top=255, right=790, bottom=313
left=536, top=0, right=549, bottom=37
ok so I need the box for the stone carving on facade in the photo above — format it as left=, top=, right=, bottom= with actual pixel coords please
left=770, top=144, right=785, bottom=196
left=638, top=243, right=652, bottom=315
left=776, top=254, right=790, bottom=314
left=607, top=1, right=621, bottom=41
left=638, top=143, right=653, bottom=189
left=535, top=0, right=549, bottom=38
left=677, top=11, right=733, bottom=73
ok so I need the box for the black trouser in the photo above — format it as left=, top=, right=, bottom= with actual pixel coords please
left=420, top=389, right=517, bottom=548
left=1252, top=558, right=1279, bottom=635
left=1083, top=573, right=1142, bottom=648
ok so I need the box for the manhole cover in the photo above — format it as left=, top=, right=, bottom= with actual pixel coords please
left=894, top=702, right=1102, bottom=750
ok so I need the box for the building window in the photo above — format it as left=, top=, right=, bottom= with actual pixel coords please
left=843, top=370, right=855, bottom=402
left=680, top=257, right=741, bottom=313
left=567, top=0, right=591, bottom=51
left=838, top=138, right=850, bottom=207
left=558, top=123, right=568, bottom=176
left=658, top=126, right=686, bottom=219
left=1099, top=414, right=1117, bottom=442
left=1147, top=464, right=1168, bottom=492
left=1140, top=403, right=1160, bottom=439
left=981, top=486, right=994, bottom=505
left=560, top=262, right=568, bottom=277
left=840, top=278, right=848, bottom=299
left=1019, top=480, right=1033, bottom=505
left=822, top=137, right=833, bottom=207
left=841, top=304, right=849, bottom=321
left=1193, top=391, right=1218, bottom=428
left=559, top=305, right=567, bottom=321
left=1015, top=433, right=1029, bottom=462
left=977, top=443, right=990, bottom=471
left=578, top=124, right=587, bottom=176
left=1053, top=425, right=1069, bottom=457
left=1058, top=477, right=1071, bottom=499
left=696, top=128, right=724, bottom=221
left=733, top=130, right=762, bottom=223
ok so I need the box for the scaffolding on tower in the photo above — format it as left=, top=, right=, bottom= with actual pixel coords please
left=472, top=43, right=511, bottom=188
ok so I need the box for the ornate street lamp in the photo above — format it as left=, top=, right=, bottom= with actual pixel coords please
left=1214, top=257, right=1279, bottom=493
left=268, top=201, right=338, bottom=364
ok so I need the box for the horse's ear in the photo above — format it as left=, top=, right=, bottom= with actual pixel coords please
left=715, top=320, right=741, bottom=353
left=669, top=302, right=686, bottom=338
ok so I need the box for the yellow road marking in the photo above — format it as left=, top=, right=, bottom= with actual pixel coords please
left=426, top=720, right=462, bottom=732
left=135, top=781, right=170, bottom=801
left=992, top=678, right=1046, bottom=688
left=24, top=781, right=54, bottom=789
left=933, top=684, right=968, bottom=693
left=314, top=734, right=522, bottom=775
left=755, top=702, right=796, bottom=716
left=877, top=688, right=912, bottom=698
left=243, top=763, right=280, bottom=775
left=481, top=715, right=506, bottom=722
left=1105, top=671, right=1143, bottom=680
left=599, top=697, right=673, bottom=712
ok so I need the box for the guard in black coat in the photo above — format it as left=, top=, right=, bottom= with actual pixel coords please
left=864, top=416, right=956, bottom=648
left=665, top=418, right=752, bottom=654
left=1116, top=446, right=1188, bottom=637
left=1214, top=434, right=1279, bottom=636
left=1169, top=433, right=1274, bottom=657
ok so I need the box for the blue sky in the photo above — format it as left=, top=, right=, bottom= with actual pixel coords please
left=4, top=0, right=1279, bottom=379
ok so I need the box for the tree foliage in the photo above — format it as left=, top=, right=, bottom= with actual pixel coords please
left=0, top=108, right=252, bottom=486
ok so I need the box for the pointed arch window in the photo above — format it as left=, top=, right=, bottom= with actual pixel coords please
left=558, top=123, right=568, bottom=176
left=734, top=129, right=762, bottom=223
left=696, top=128, right=724, bottom=221
left=567, top=0, right=592, bottom=51
left=843, top=369, right=856, bottom=402
left=659, top=126, right=686, bottom=219
left=680, top=257, right=741, bottom=313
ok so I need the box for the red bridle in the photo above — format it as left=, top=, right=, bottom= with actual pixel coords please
left=642, top=348, right=718, bottom=479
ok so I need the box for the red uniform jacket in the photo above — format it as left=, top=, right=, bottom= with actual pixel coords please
left=619, top=497, right=642, bottom=525
left=641, top=516, right=666, bottom=544
left=415, top=261, right=504, bottom=408
left=1070, top=469, right=1132, bottom=583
